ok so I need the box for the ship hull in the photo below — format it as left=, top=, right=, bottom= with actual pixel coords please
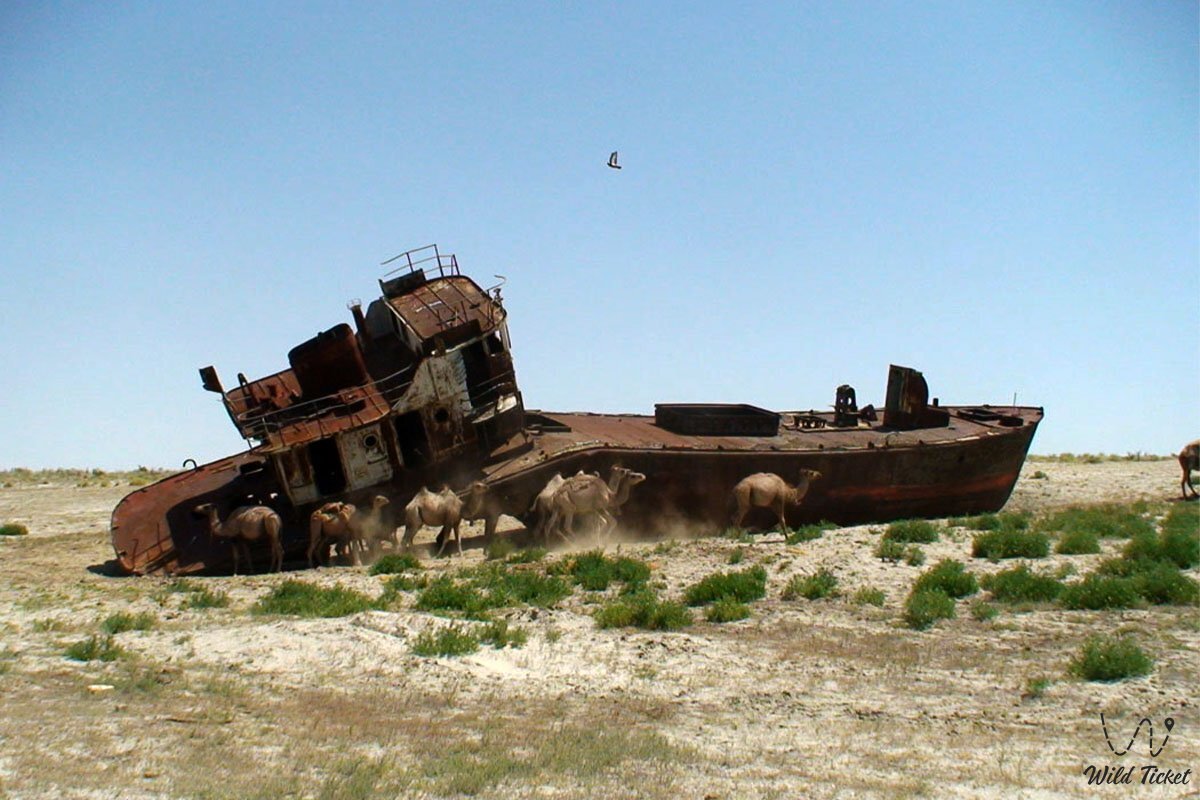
left=111, top=405, right=1041, bottom=574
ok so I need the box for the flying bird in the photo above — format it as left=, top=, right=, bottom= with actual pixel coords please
left=607, top=151, right=621, bottom=169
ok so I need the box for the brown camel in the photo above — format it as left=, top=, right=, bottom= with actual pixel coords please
left=1179, top=440, right=1199, bottom=500
left=308, top=501, right=359, bottom=567
left=543, top=466, right=646, bottom=544
left=529, top=470, right=604, bottom=538
left=403, top=487, right=464, bottom=557
left=460, top=481, right=503, bottom=543
left=730, top=469, right=823, bottom=533
left=194, top=503, right=283, bottom=574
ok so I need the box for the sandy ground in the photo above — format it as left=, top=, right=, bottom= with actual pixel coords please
left=0, top=459, right=1196, bottom=799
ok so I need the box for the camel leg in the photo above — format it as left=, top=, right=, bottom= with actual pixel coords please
left=272, top=537, right=283, bottom=573
left=559, top=510, right=578, bottom=543
left=732, top=497, right=748, bottom=530
left=230, top=542, right=239, bottom=576
left=244, top=542, right=255, bottom=573
left=434, top=525, right=450, bottom=557
left=598, top=510, right=616, bottom=545
left=453, top=521, right=463, bottom=556
left=774, top=498, right=789, bottom=534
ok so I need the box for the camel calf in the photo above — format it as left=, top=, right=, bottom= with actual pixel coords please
left=1180, top=440, right=1199, bottom=500
left=730, top=469, right=823, bottom=533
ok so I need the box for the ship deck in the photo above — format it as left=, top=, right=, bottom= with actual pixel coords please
left=485, top=405, right=1043, bottom=481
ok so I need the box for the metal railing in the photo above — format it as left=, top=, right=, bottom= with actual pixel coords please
left=233, top=362, right=418, bottom=445
left=380, top=243, right=459, bottom=279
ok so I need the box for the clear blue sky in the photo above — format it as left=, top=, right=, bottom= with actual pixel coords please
left=1, top=2, right=1196, bottom=469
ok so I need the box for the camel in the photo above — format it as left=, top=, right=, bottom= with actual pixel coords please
left=529, top=473, right=566, bottom=541
left=730, top=469, right=823, bottom=533
left=194, top=503, right=283, bottom=574
left=353, top=495, right=393, bottom=558
left=460, top=481, right=503, bottom=543
left=403, top=487, right=465, bottom=557
left=1180, top=440, right=1199, bottom=500
left=529, top=470, right=605, bottom=538
left=308, top=501, right=359, bottom=567
left=543, top=466, right=646, bottom=544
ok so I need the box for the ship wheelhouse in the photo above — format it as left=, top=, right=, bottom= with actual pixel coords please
left=199, top=245, right=525, bottom=508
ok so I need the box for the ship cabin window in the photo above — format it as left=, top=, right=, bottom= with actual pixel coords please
left=308, top=438, right=347, bottom=495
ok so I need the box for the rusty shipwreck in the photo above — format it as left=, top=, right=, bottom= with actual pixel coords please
left=111, top=245, right=1043, bottom=574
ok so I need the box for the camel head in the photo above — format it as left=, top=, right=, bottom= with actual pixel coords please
left=624, top=470, right=647, bottom=489
left=371, top=495, right=391, bottom=511
left=799, top=469, right=823, bottom=483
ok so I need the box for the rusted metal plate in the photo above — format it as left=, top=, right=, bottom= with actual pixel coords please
left=387, top=276, right=501, bottom=344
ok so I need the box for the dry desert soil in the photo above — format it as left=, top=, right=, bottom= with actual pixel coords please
left=0, top=459, right=1196, bottom=799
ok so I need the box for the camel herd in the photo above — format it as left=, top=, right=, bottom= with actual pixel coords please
left=188, top=464, right=822, bottom=573
left=189, top=438, right=1200, bottom=574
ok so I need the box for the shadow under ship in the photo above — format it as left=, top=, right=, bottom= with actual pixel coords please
left=111, top=245, right=1043, bottom=575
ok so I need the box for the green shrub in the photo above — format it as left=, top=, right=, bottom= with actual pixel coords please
left=252, top=581, right=378, bottom=617
left=416, top=565, right=572, bottom=617
left=981, top=564, right=1064, bottom=603
left=65, top=635, right=123, bottom=662
left=953, top=513, right=1030, bottom=532
left=904, top=546, right=926, bottom=567
left=1058, top=574, right=1141, bottom=610
left=1037, top=504, right=1154, bottom=540
left=912, top=560, right=978, bottom=599
left=411, top=625, right=480, bottom=657
left=851, top=587, right=886, bottom=607
left=903, top=590, right=956, bottom=630
left=186, top=585, right=230, bottom=609
left=683, top=566, right=767, bottom=606
left=1160, top=525, right=1200, bottom=569
left=595, top=591, right=693, bottom=630
left=1024, top=676, right=1052, bottom=698
left=568, top=551, right=651, bottom=592
left=369, top=553, right=423, bottom=575
left=1122, top=532, right=1164, bottom=563
left=101, top=612, right=156, bottom=635
left=381, top=572, right=428, bottom=593
left=874, top=539, right=906, bottom=562
left=972, top=529, right=1050, bottom=560
left=705, top=598, right=751, bottom=623
left=970, top=600, right=999, bottom=621
left=785, top=521, right=837, bottom=544
left=1068, top=635, right=1153, bottom=682
left=727, top=547, right=745, bottom=565
left=883, top=520, right=939, bottom=544
left=414, top=575, right=492, bottom=617
left=1054, top=528, right=1101, bottom=555
left=1160, top=504, right=1199, bottom=568
left=0, top=523, right=29, bottom=536
left=782, top=569, right=839, bottom=600
left=479, top=619, right=528, bottom=648
left=507, top=547, right=548, bottom=564
left=1130, top=563, right=1200, bottom=606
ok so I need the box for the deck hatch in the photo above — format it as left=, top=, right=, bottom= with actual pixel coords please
left=654, top=404, right=780, bottom=436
